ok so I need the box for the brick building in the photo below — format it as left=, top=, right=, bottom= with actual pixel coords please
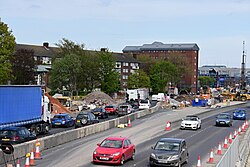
left=122, top=42, right=200, bottom=93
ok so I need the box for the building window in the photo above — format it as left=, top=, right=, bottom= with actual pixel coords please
left=123, top=62, right=128, bottom=66
left=123, top=69, right=129, bottom=73
left=122, top=75, right=128, bottom=79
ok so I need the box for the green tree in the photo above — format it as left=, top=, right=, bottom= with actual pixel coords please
left=11, top=49, right=35, bottom=84
left=97, top=50, right=120, bottom=94
left=199, top=76, right=215, bottom=87
left=150, top=61, right=177, bottom=93
left=50, top=53, right=81, bottom=94
left=127, top=69, right=151, bottom=89
left=0, top=21, right=16, bottom=84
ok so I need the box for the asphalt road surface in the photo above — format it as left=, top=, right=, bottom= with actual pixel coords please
left=15, top=102, right=248, bottom=167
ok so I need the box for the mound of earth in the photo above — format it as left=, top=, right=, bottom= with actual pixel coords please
left=83, top=91, right=116, bottom=106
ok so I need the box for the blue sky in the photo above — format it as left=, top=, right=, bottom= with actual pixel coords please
left=1, top=0, right=250, bottom=67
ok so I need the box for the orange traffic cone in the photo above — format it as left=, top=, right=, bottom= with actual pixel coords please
left=228, top=133, right=233, bottom=144
left=245, top=120, right=248, bottom=128
left=127, top=118, right=131, bottom=127
left=16, top=159, right=20, bottom=167
left=165, top=121, right=171, bottom=131
left=35, top=139, right=42, bottom=159
left=217, top=143, right=222, bottom=155
left=25, top=153, right=30, bottom=167
left=238, top=126, right=242, bottom=135
left=208, top=149, right=214, bottom=163
left=197, top=155, right=201, bottom=167
left=223, top=137, right=228, bottom=149
left=233, top=130, right=237, bottom=139
left=242, top=123, right=246, bottom=132
left=30, top=149, right=35, bottom=166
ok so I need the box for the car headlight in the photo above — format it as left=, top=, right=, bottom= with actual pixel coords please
left=169, top=155, right=179, bottom=160
left=112, top=152, right=120, bottom=156
left=150, top=153, right=156, bottom=158
left=62, top=121, right=66, bottom=124
left=93, top=151, right=97, bottom=155
left=181, top=123, right=185, bottom=126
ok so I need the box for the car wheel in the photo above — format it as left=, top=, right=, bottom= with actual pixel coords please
left=131, top=150, right=135, bottom=160
left=120, top=155, right=125, bottom=165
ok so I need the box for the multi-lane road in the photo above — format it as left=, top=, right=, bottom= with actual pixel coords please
left=26, top=102, right=249, bottom=167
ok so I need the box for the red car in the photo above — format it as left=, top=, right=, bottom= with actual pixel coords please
left=93, top=136, right=135, bottom=165
left=104, top=105, right=118, bottom=115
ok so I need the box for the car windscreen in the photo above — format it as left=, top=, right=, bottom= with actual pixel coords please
left=53, top=115, right=65, bottom=119
left=184, top=117, right=197, bottom=121
left=93, top=108, right=102, bottom=112
left=236, top=110, right=245, bottom=114
left=154, top=141, right=180, bottom=152
left=119, top=105, right=128, bottom=109
left=105, top=106, right=115, bottom=109
left=100, top=139, right=123, bottom=148
left=217, top=114, right=230, bottom=119
left=76, top=114, right=88, bottom=119
left=140, top=100, right=149, bottom=103
left=0, top=130, right=17, bottom=137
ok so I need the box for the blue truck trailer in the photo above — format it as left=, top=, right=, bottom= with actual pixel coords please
left=0, top=85, right=51, bottom=135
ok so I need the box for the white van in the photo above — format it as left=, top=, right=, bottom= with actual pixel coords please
left=152, top=95, right=158, bottom=101
left=157, top=93, right=165, bottom=102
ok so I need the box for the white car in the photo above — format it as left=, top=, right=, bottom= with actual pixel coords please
left=180, top=115, right=201, bottom=130
left=139, top=99, right=151, bottom=109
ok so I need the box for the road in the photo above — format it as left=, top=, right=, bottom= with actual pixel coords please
left=20, top=102, right=248, bottom=167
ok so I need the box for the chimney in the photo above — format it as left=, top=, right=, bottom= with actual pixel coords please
left=43, top=42, right=49, bottom=48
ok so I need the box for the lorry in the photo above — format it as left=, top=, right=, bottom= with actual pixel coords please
left=126, top=88, right=149, bottom=101
left=0, top=85, right=52, bottom=135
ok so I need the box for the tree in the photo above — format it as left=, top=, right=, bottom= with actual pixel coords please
left=199, top=76, right=215, bottom=87
left=97, top=50, right=120, bottom=94
left=127, top=70, right=151, bottom=89
left=11, top=49, right=35, bottom=84
left=0, top=21, right=16, bottom=84
left=49, top=53, right=81, bottom=94
left=150, top=61, right=177, bottom=93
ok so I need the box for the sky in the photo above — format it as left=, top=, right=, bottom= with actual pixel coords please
left=0, top=0, right=250, bottom=68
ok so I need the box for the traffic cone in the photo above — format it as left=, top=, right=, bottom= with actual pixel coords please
left=238, top=126, right=242, bottom=135
left=223, top=137, right=228, bottom=149
left=217, top=143, right=222, bottom=155
left=165, top=121, right=171, bottom=131
left=228, top=133, right=233, bottom=144
left=25, top=153, right=30, bottom=167
left=233, top=130, right=237, bottom=139
left=127, top=118, right=131, bottom=127
left=208, top=149, right=214, bottom=163
left=35, top=139, right=42, bottom=159
left=30, top=149, right=35, bottom=166
left=242, top=123, right=246, bottom=132
left=197, top=155, right=201, bottom=167
left=245, top=120, right=248, bottom=128
left=16, top=159, right=20, bottom=167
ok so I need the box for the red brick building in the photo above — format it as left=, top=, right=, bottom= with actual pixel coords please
left=122, top=42, right=200, bottom=93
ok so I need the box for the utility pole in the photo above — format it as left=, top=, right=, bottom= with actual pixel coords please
left=240, top=41, right=247, bottom=91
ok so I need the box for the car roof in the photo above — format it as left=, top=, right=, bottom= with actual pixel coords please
left=158, top=138, right=184, bottom=143
left=54, top=113, right=68, bottom=116
left=1, top=126, right=24, bottom=131
left=105, top=136, right=127, bottom=141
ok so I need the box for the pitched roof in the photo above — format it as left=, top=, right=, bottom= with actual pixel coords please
left=15, top=44, right=60, bottom=58
left=112, top=52, right=139, bottom=63
left=122, top=41, right=200, bottom=52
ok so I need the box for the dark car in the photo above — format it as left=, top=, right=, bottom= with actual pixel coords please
left=91, top=108, right=109, bottom=119
left=0, top=127, right=36, bottom=144
left=233, top=108, right=247, bottom=120
left=149, top=138, right=189, bottom=167
left=75, top=111, right=99, bottom=128
left=51, top=113, right=75, bottom=128
left=216, top=113, right=233, bottom=126
left=104, top=105, right=118, bottom=115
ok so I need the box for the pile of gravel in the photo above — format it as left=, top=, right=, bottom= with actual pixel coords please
left=83, top=91, right=117, bottom=106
